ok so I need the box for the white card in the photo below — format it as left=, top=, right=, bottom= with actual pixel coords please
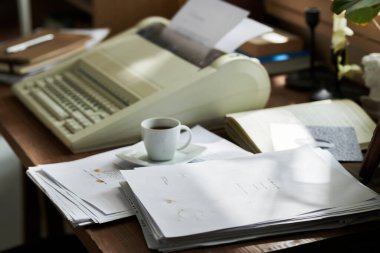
left=270, top=123, right=317, bottom=151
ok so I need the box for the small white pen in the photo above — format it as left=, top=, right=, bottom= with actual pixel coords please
left=5, top=33, right=55, bottom=54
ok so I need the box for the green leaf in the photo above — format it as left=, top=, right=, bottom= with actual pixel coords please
left=331, top=0, right=358, bottom=14
left=346, top=6, right=380, bottom=23
left=331, top=0, right=380, bottom=23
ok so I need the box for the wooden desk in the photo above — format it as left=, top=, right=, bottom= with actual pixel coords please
left=0, top=77, right=379, bottom=253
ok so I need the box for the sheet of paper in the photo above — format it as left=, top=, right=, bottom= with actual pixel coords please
left=190, top=125, right=254, bottom=161
left=168, top=0, right=249, bottom=48
left=37, top=146, right=132, bottom=215
left=27, top=167, right=92, bottom=225
left=30, top=166, right=128, bottom=224
left=215, top=18, right=273, bottom=52
left=114, top=125, right=253, bottom=169
left=270, top=123, right=317, bottom=151
left=121, top=146, right=377, bottom=237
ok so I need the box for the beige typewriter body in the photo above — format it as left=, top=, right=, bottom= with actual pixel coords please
left=12, top=17, right=271, bottom=153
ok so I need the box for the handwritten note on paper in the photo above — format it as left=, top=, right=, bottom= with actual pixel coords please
left=167, top=0, right=249, bottom=48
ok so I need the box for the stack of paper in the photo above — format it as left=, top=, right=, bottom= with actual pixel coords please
left=120, top=146, right=380, bottom=252
left=26, top=126, right=253, bottom=226
left=27, top=146, right=134, bottom=226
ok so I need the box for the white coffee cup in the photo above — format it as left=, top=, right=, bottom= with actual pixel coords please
left=141, top=117, right=192, bottom=161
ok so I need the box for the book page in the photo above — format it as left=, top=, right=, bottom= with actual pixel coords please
left=231, top=109, right=302, bottom=152
left=226, top=99, right=376, bottom=152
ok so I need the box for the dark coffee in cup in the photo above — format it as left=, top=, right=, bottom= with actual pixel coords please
left=151, top=126, right=172, bottom=130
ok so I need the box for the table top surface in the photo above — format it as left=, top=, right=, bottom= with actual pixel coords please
left=1, top=76, right=379, bottom=253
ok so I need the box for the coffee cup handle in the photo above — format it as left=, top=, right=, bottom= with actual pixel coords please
left=177, top=125, right=192, bottom=150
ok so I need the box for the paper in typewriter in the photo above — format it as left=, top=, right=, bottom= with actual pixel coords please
left=168, top=0, right=249, bottom=48
left=139, top=0, right=272, bottom=67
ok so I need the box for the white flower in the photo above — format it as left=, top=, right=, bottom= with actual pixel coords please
left=338, top=63, right=362, bottom=80
left=332, top=12, right=354, bottom=53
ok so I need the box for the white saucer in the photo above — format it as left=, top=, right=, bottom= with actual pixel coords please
left=116, top=142, right=206, bottom=167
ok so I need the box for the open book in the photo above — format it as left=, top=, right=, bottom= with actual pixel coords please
left=225, top=99, right=376, bottom=153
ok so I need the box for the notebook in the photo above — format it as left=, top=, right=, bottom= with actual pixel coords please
left=0, top=30, right=90, bottom=74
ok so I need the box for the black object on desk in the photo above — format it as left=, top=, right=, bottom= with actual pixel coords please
left=286, top=7, right=335, bottom=100
left=286, top=7, right=321, bottom=90
left=306, top=6, right=319, bottom=81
